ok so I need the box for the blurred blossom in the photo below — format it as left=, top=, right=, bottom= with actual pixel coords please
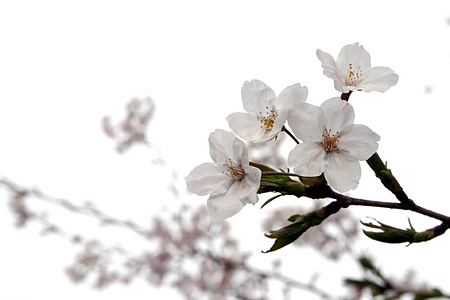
left=8, top=189, right=35, bottom=227
left=126, top=97, right=155, bottom=127
left=102, top=96, right=155, bottom=153
left=247, top=133, right=288, bottom=170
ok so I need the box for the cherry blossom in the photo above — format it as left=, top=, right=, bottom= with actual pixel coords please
left=185, top=129, right=261, bottom=221
left=317, top=42, right=399, bottom=93
left=226, top=79, right=308, bottom=141
left=287, top=98, right=380, bottom=192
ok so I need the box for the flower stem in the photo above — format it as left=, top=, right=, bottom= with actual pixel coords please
left=341, top=91, right=352, bottom=101
left=261, top=171, right=302, bottom=178
left=281, top=126, right=299, bottom=144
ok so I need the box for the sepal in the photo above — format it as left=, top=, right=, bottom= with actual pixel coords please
left=250, top=162, right=306, bottom=198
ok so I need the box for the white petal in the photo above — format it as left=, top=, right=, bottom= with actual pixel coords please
left=360, top=66, right=399, bottom=92
left=336, top=42, right=371, bottom=77
left=241, top=79, right=276, bottom=113
left=339, top=124, right=380, bottom=161
left=320, top=97, right=355, bottom=132
left=287, top=103, right=326, bottom=143
left=325, top=151, right=361, bottom=192
left=209, top=129, right=236, bottom=163
left=226, top=112, right=266, bottom=141
left=238, top=166, right=261, bottom=205
left=275, top=83, right=308, bottom=113
left=269, top=109, right=288, bottom=138
left=317, top=49, right=347, bottom=93
left=207, top=182, right=246, bottom=221
left=232, top=136, right=249, bottom=166
left=288, top=142, right=327, bottom=177
left=185, top=162, right=233, bottom=196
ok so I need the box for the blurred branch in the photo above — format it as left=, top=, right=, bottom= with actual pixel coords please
left=1, top=177, right=340, bottom=300
left=345, top=256, right=450, bottom=300
left=102, top=96, right=155, bottom=155
left=0, top=177, right=150, bottom=236
left=192, top=247, right=334, bottom=300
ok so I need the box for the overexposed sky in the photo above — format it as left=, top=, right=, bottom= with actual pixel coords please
left=1, top=1, right=450, bottom=299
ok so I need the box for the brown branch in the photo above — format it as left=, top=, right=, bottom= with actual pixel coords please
left=259, top=169, right=450, bottom=232
left=318, top=188, right=450, bottom=242
left=326, top=189, right=450, bottom=226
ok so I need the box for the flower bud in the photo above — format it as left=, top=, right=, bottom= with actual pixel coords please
left=361, top=218, right=416, bottom=244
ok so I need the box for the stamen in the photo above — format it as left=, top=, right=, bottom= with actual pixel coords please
left=320, top=128, right=340, bottom=153
left=222, top=158, right=245, bottom=179
left=346, top=63, right=363, bottom=87
left=256, top=106, right=277, bottom=129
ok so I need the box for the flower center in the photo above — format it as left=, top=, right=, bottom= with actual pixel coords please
left=222, top=158, right=245, bottom=179
left=320, top=128, right=340, bottom=153
left=346, top=63, right=363, bottom=87
left=256, top=106, right=277, bottom=130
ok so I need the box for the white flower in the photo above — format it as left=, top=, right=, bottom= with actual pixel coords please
left=317, top=42, right=399, bottom=93
left=185, top=129, right=261, bottom=221
left=287, top=98, right=380, bottom=192
left=226, top=79, right=308, bottom=141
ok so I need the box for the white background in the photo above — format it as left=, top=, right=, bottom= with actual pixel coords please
left=1, top=1, right=450, bottom=299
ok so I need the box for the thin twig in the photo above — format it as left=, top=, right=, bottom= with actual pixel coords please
left=194, top=248, right=336, bottom=300
left=261, top=172, right=302, bottom=178
left=281, top=126, right=299, bottom=144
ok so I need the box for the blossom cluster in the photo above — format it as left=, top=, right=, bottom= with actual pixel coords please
left=102, top=97, right=155, bottom=154
left=186, top=42, right=398, bottom=221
